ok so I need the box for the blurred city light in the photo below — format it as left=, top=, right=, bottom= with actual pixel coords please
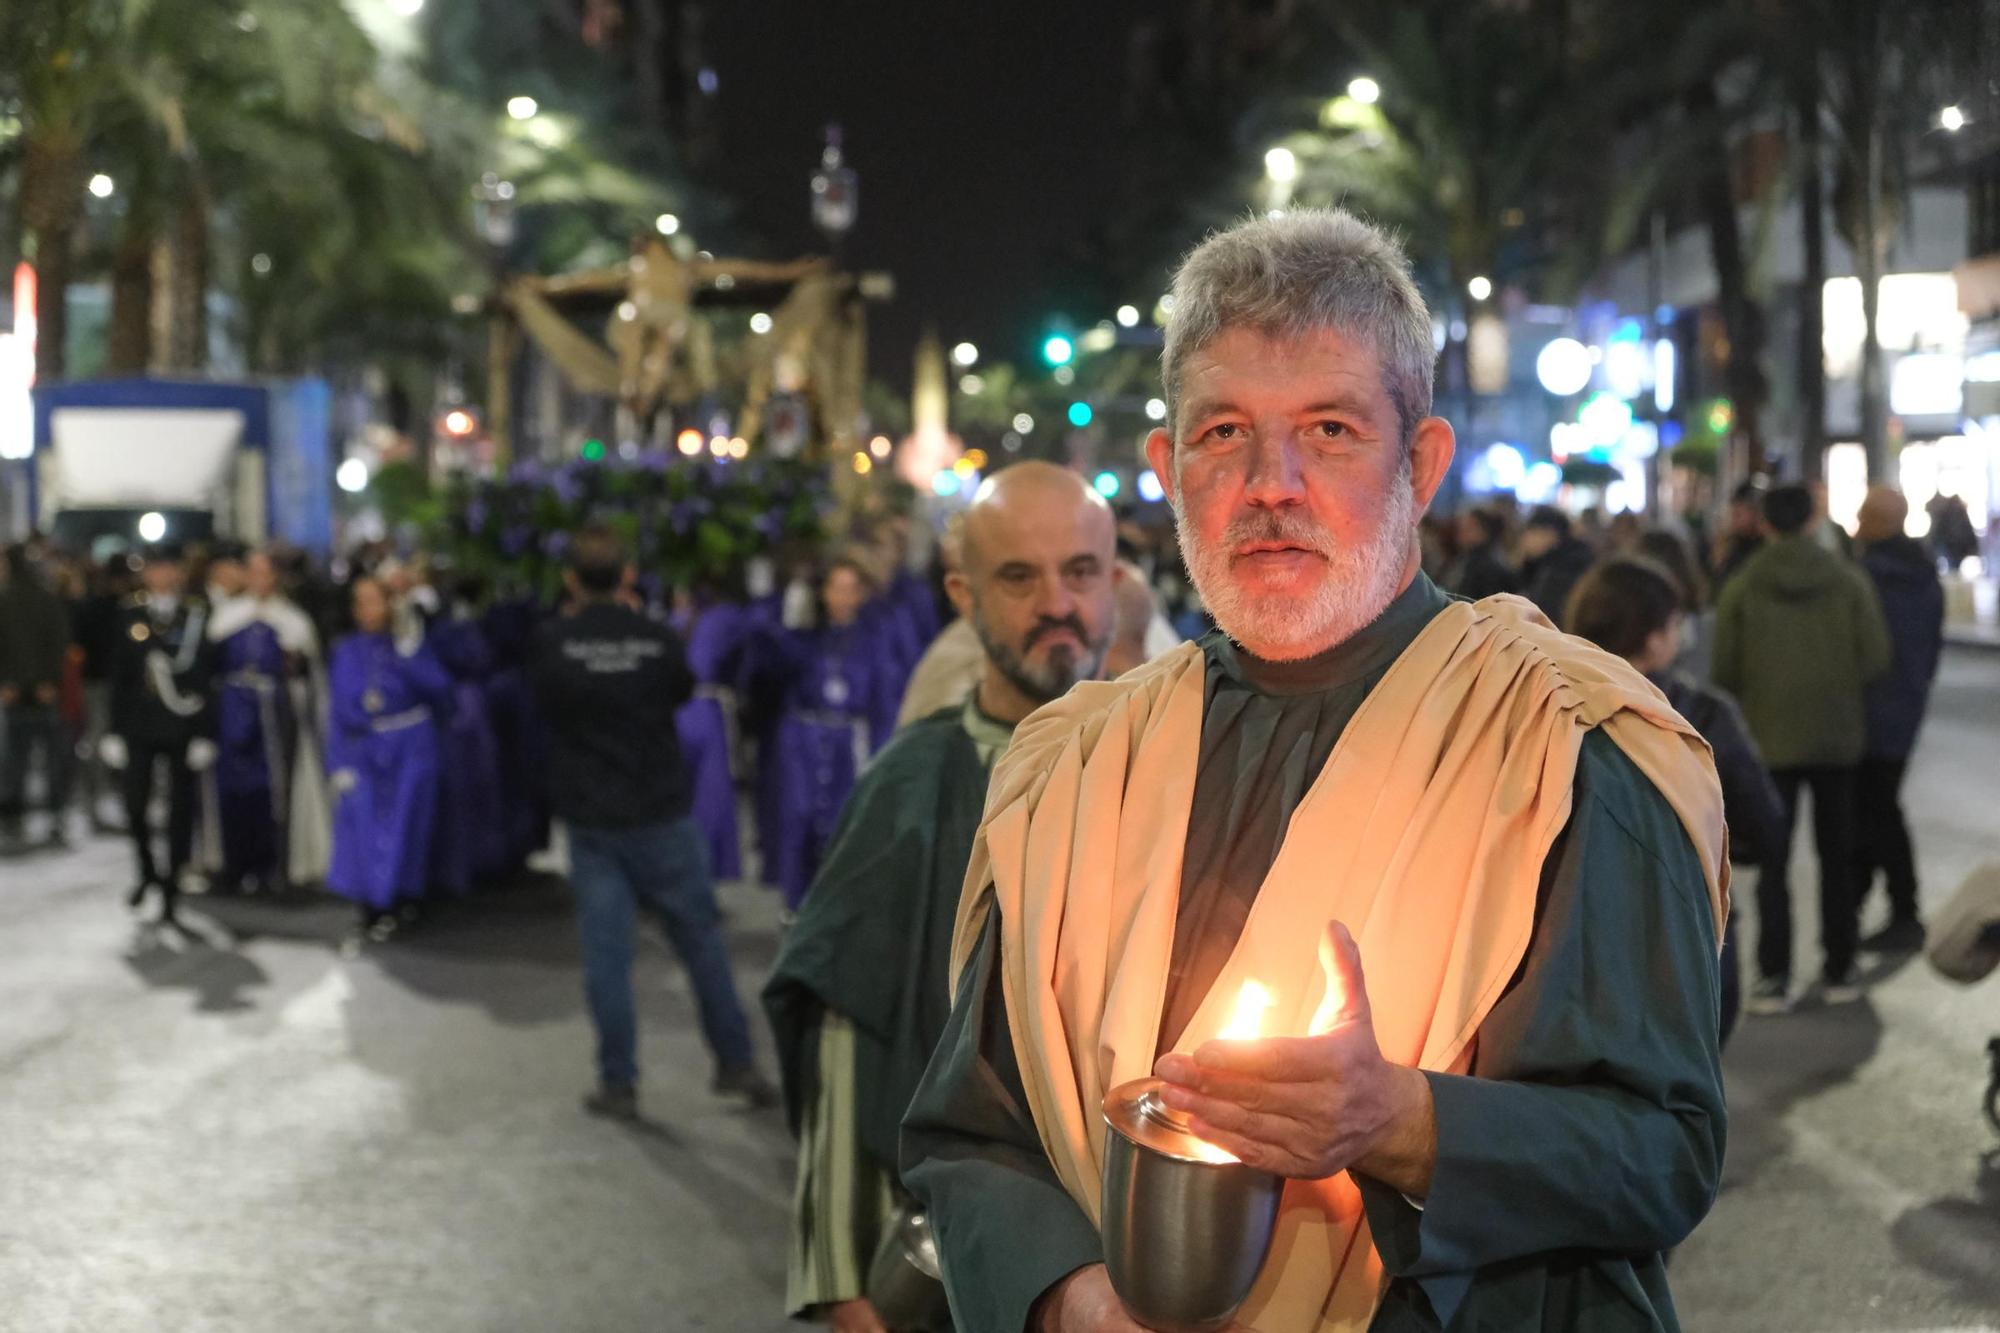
left=727, top=437, right=749, bottom=459
left=959, top=373, right=986, bottom=395
left=963, top=448, right=989, bottom=470
left=442, top=408, right=475, bottom=436
left=1136, top=469, right=1165, bottom=503
left=655, top=212, right=681, bottom=235
left=708, top=435, right=728, bottom=457
left=1467, top=275, right=1493, bottom=302
left=1347, top=76, right=1381, bottom=105
left=389, top=0, right=424, bottom=14
left=137, top=511, right=167, bottom=541
left=88, top=174, right=114, bottom=199
left=1067, top=401, right=1094, bottom=428
left=931, top=471, right=961, bottom=497
left=1145, top=397, right=1167, bottom=421
left=580, top=438, right=606, bottom=461
left=1092, top=471, right=1120, bottom=499
left=1116, top=305, right=1140, bottom=328
left=1012, top=413, right=1035, bottom=434
left=335, top=458, right=370, bottom=493
left=1941, top=104, right=1967, bottom=132
left=1263, top=146, right=1299, bottom=184
left=749, top=312, right=773, bottom=334
left=1042, top=334, right=1074, bottom=366
left=1535, top=337, right=1592, bottom=396
left=852, top=452, right=872, bottom=475
left=951, top=341, right=979, bottom=367
left=869, top=434, right=892, bottom=459
left=507, top=96, right=539, bottom=121
left=676, top=429, right=703, bottom=456
left=1052, top=365, right=1076, bottom=386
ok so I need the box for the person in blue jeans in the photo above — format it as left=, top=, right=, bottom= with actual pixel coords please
left=532, top=524, right=775, bottom=1119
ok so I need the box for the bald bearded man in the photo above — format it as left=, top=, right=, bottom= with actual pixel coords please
left=766, top=462, right=1120, bottom=1332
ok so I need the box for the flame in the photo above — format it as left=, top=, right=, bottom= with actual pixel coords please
left=1220, top=980, right=1275, bottom=1041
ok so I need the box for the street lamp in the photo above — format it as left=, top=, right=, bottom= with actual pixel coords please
left=1348, top=76, right=1381, bottom=105
left=507, top=95, right=539, bottom=121
left=952, top=341, right=979, bottom=367
left=87, top=174, right=114, bottom=199
left=1264, top=146, right=1299, bottom=184
left=811, top=124, right=859, bottom=249
left=655, top=212, right=680, bottom=236
left=1941, top=104, right=1968, bottom=132
left=1116, top=304, right=1139, bottom=328
left=1467, top=275, right=1493, bottom=302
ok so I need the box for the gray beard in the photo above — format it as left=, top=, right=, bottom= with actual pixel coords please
left=970, top=608, right=1107, bottom=705
left=1172, top=468, right=1415, bottom=662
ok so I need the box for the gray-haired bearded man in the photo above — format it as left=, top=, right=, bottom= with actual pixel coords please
left=901, top=210, right=1731, bottom=1333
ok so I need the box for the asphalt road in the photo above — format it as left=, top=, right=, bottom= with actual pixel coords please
left=1, top=651, right=1996, bottom=1333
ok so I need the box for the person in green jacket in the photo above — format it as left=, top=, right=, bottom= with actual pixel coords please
left=1712, top=483, right=1891, bottom=1014
left=764, top=462, right=1118, bottom=1332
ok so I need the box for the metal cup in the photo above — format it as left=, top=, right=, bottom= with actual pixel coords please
left=864, top=1201, right=952, bottom=1332
left=1101, top=1077, right=1283, bottom=1333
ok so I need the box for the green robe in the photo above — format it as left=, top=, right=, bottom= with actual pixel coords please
left=901, top=578, right=1726, bottom=1332
left=765, top=696, right=1011, bottom=1317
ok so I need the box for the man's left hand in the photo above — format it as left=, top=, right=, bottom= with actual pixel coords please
left=1153, top=921, right=1437, bottom=1197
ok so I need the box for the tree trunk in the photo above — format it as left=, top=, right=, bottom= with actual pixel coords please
left=162, top=181, right=211, bottom=371
left=1794, top=57, right=1829, bottom=481
left=106, top=211, right=156, bottom=374
left=1686, top=79, right=1769, bottom=477
left=18, top=132, right=84, bottom=382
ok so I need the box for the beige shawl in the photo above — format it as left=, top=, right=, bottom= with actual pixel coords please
left=950, top=594, right=1730, bottom=1331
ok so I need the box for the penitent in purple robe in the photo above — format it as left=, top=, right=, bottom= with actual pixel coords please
left=426, top=617, right=508, bottom=893
left=325, top=633, right=453, bottom=911
left=674, top=600, right=749, bottom=882
left=760, top=619, right=900, bottom=909
left=214, top=619, right=292, bottom=883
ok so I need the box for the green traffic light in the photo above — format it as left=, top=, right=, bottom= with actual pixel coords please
left=1067, top=401, right=1093, bottom=428
left=581, top=438, right=606, bottom=460
left=1042, top=335, right=1074, bottom=366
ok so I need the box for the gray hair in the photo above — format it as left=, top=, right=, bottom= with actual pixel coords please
left=1161, top=208, right=1436, bottom=447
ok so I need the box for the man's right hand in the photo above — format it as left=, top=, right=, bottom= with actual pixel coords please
left=825, top=1297, right=888, bottom=1333
left=1032, top=1265, right=1153, bottom=1333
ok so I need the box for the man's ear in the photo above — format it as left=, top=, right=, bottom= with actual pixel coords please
left=1407, top=417, right=1457, bottom=518
left=1144, top=428, right=1176, bottom=505
left=944, top=569, right=974, bottom=621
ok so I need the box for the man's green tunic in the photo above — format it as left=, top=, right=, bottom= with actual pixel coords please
left=900, top=577, right=1727, bottom=1331
left=765, top=697, right=1011, bottom=1319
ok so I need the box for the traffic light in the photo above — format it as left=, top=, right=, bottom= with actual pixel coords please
left=1042, top=334, right=1074, bottom=367
left=1067, top=401, right=1093, bottom=428
left=580, top=438, right=607, bottom=461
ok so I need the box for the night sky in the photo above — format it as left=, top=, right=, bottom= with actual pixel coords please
left=702, top=0, right=1155, bottom=383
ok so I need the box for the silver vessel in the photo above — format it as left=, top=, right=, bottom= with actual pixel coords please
left=1101, top=1076, right=1283, bottom=1333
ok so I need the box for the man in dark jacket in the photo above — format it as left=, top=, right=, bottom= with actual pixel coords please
left=1517, top=507, right=1598, bottom=630
left=1711, top=479, right=1768, bottom=592
left=530, top=524, right=773, bottom=1120
left=0, top=543, right=75, bottom=844
left=1713, top=484, right=1891, bottom=1012
left=1853, top=487, right=1945, bottom=954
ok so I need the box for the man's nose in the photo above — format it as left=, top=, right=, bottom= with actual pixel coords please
left=1242, top=431, right=1307, bottom=507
